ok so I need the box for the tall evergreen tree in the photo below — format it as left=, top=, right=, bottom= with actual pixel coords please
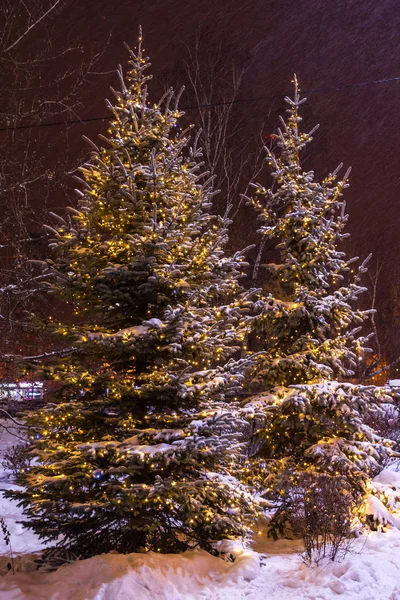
left=9, top=33, right=254, bottom=557
left=244, top=78, right=395, bottom=523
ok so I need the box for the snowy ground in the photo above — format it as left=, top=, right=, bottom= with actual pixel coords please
left=1, top=422, right=400, bottom=599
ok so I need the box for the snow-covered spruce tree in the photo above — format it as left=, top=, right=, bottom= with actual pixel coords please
left=8, top=34, right=255, bottom=558
left=242, top=78, right=396, bottom=526
left=248, top=77, right=371, bottom=389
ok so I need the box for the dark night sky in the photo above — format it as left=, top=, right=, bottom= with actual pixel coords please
left=3, top=0, right=400, bottom=354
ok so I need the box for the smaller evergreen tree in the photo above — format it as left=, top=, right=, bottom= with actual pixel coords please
left=248, top=76, right=371, bottom=389
left=245, top=383, right=394, bottom=505
left=243, top=78, right=396, bottom=531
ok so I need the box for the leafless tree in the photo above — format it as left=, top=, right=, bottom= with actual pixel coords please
left=182, top=31, right=266, bottom=259
left=0, top=0, right=110, bottom=367
left=355, top=258, right=400, bottom=383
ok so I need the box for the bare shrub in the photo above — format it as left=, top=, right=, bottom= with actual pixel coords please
left=0, top=517, right=14, bottom=573
left=270, top=472, right=354, bottom=564
left=2, top=444, right=31, bottom=478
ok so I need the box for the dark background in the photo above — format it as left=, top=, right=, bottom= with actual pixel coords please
left=2, top=0, right=400, bottom=365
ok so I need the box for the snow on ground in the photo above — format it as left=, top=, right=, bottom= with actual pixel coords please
left=1, top=421, right=400, bottom=599
left=0, top=422, right=45, bottom=557
left=3, top=528, right=400, bottom=600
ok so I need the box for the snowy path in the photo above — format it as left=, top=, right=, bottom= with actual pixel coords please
left=0, top=422, right=400, bottom=599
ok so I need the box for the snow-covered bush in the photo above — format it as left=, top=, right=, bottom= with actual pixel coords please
left=244, top=384, right=395, bottom=512
left=364, top=400, right=400, bottom=464
left=270, top=472, right=354, bottom=563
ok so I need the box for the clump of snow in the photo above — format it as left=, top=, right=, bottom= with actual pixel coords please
left=363, top=495, right=396, bottom=526
left=87, top=325, right=149, bottom=341
left=0, top=548, right=260, bottom=599
left=144, top=318, right=165, bottom=329
left=388, top=379, right=400, bottom=387
left=124, top=442, right=176, bottom=458
left=372, top=468, right=400, bottom=512
left=373, top=469, right=400, bottom=486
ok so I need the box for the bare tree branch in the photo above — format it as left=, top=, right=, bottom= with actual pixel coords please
left=0, top=0, right=110, bottom=370
left=183, top=31, right=264, bottom=218
left=4, top=0, right=64, bottom=52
